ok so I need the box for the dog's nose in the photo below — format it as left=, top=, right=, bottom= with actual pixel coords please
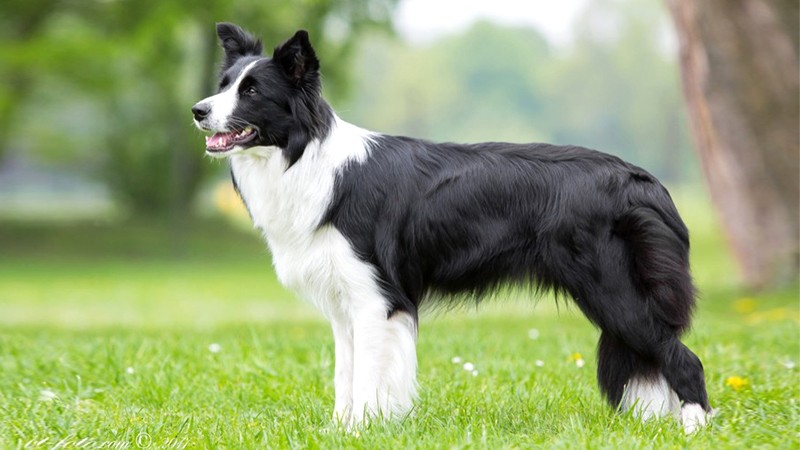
left=192, top=103, right=210, bottom=121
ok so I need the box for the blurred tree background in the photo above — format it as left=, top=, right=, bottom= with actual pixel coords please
left=345, top=0, right=695, bottom=183
left=0, top=0, right=395, bottom=218
left=667, top=0, right=799, bottom=288
left=0, top=0, right=796, bottom=289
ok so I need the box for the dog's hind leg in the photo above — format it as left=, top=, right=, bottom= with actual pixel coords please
left=349, top=299, right=418, bottom=426
left=590, top=291, right=711, bottom=433
left=597, top=321, right=711, bottom=433
left=659, top=337, right=711, bottom=433
left=597, top=332, right=680, bottom=421
left=591, top=292, right=710, bottom=433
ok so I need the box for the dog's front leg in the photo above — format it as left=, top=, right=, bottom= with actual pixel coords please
left=350, top=301, right=418, bottom=426
left=331, top=315, right=354, bottom=425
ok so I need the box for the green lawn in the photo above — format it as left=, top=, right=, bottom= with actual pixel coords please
left=0, top=194, right=798, bottom=449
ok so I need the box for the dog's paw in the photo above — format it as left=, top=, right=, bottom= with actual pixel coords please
left=681, top=403, right=713, bottom=434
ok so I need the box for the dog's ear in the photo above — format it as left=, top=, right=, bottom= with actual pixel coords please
left=272, top=30, right=319, bottom=86
left=216, top=23, right=263, bottom=70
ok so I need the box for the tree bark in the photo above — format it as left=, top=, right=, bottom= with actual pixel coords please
left=666, top=0, right=799, bottom=288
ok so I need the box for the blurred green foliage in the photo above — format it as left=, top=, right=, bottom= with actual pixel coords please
left=345, top=0, right=696, bottom=183
left=1, top=0, right=395, bottom=217
left=2, top=0, right=696, bottom=220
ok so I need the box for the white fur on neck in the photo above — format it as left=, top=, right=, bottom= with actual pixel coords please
left=229, top=115, right=375, bottom=316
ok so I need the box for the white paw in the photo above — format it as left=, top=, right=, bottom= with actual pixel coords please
left=621, top=375, right=681, bottom=420
left=681, top=403, right=711, bottom=434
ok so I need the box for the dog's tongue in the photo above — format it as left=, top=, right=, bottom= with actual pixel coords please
left=206, top=131, right=236, bottom=150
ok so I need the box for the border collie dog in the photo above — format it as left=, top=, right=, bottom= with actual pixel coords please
left=192, top=23, right=712, bottom=433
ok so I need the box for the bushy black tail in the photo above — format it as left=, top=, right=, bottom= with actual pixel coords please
left=615, top=204, right=696, bottom=332
left=595, top=195, right=709, bottom=414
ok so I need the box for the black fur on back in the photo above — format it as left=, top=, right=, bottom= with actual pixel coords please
left=323, top=136, right=693, bottom=319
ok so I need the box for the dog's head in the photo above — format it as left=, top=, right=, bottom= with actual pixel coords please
left=192, top=23, right=331, bottom=166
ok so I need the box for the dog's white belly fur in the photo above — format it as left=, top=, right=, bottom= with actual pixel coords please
left=230, top=118, right=418, bottom=425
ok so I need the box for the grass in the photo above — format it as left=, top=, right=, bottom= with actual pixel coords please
left=0, top=194, right=798, bottom=449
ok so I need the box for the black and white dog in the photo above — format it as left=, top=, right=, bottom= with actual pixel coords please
left=192, top=23, right=712, bottom=433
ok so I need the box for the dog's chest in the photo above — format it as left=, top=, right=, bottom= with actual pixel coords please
left=230, top=149, right=333, bottom=240
left=229, top=144, right=372, bottom=316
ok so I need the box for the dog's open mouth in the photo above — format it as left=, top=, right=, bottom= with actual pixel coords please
left=205, top=126, right=257, bottom=153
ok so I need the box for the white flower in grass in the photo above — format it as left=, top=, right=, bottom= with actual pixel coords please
left=535, top=360, right=545, bottom=367
left=39, top=389, right=57, bottom=401
left=463, top=362, right=475, bottom=371
left=126, top=367, right=135, bottom=375
left=471, top=370, right=479, bottom=377
left=451, top=356, right=462, bottom=364
left=575, top=358, right=586, bottom=368
left=528, top=328, right=540, bottom=340
left=208, top=343, right=222, bottom=353
left=781, top=359, right=796, bottom=369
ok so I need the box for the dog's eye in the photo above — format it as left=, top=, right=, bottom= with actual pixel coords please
left=243, top=86, right=258, bottom=96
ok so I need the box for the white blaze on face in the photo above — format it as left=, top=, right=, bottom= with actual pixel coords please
left=194, top=59, right=262, bottom=132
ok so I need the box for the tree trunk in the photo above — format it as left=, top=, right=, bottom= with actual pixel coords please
left=666, top=0, right=799, bottom=289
